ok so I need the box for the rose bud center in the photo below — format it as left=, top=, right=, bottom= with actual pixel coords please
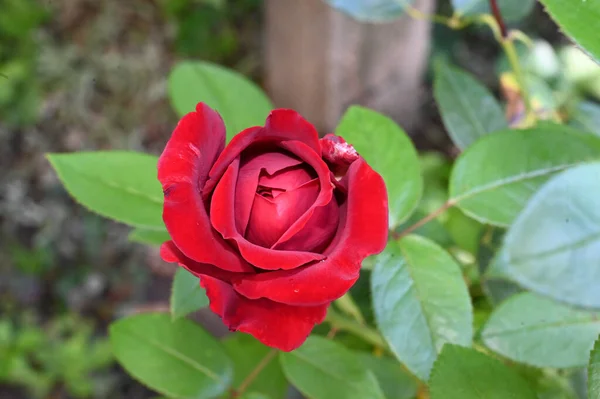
left=244, top=163, right=319, bottom=248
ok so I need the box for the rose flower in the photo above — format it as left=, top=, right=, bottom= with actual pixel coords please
left=159, top=103, right=388, bottom=351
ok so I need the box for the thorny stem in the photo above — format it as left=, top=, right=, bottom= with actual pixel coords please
left=503, top=37, right=535, bottom=123
left=393, top=200, right=455, bottom=240
left=230, top=349, right=278, bottom=398
left=484, top=0, right=535, bottom=123
left=489, top=0, right=507, bottom=38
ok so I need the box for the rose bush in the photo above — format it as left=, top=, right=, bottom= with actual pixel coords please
left=157, top=103, right=388, bottom=351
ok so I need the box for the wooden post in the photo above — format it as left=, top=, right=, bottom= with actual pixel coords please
left=264, top=0, right=434, bottom=134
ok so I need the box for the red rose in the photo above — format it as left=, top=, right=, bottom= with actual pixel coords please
left=158, top=103, right=388, bottom=351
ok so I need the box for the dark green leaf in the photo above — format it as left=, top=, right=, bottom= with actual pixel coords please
left=170, top=269, right=209, bottom=320
left=109, top=313, right=232, bottom=398
left=451, top=0, right=535, bottom=22
left=492, top=163, right=600, bottom=308
left=47, top=152, right=163, bottom=229
left=279, top=336, right=385, bottom=399
left=222, top=334, right=287, bottom=399
left=324, top=0, right=414, bottom=22
left=429, top=345, right=537, bottom=399
left=371, top=235, right=473, bottom=380
left=168, top=61, right=273, bottom=142
left=477, top=227, right=522, bottom=306
left=449, top=126, right=600, bottom=226
left=590, top=336, right=600, bottom=398
left=129, top=228, right=170, bottom=246
left=336, top=106, right=422, bottom=228
left=354, top=352, right=418, bottom=399
left=482, top=293, right=600, bottom=368
left=538, top=0, right=600, bottom=63
left=434, top=63, right=506, bottom=150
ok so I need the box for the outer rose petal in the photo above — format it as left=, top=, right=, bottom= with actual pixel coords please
left=158, top=103, right=254, bottom=273
left=200, top=275, right=328, bottom=351
left=160, top=241, right=250, bottom=283
left=203, top=109, right=321, bottom=196
left=233, top=158, right=388, bottom=306
left=210, top=158, right=325, bottom=270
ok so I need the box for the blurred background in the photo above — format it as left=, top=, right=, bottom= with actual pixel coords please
left=0, top=0, right=594, bottom=397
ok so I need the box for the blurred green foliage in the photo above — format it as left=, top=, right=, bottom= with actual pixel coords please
left=0, top=313, right=113, bottom=398
left=0, top=0, right=48, bottom=126
left=158, top=0, right=261, bottom=62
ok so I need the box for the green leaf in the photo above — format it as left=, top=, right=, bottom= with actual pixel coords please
left=279, top=336, right=385, bottom=399
left=47, top=152, right=163, bottom=229
left=590, top=336, right=600, bottom=398
left=371, top=235, right=473, bottom=381
left=538, top=0, right=600, bottom=63
left=429, top=344, right=537, bottom=399
left=449, top=126, right=600, bottom=226
left=434, top=63, right=507, bottom=150
left=570, top=101, right=600, bottom=137
left=444, top=207, right=483, bottom=255
left=354, top=352, right=418, bottom=399
left=129, top=228, right=170, bottom=246
left=451, top=0, right=535, bottom=22
left=222, top=334, right=286, bottom=399
left=336, top=106, right=422, bottom=228
left=170, top=269, right=209, bottom=320
left=477, top=227, right=522, bottom=306
left=481, top=293, right=600, bottom=369
left=168, top=61, right=273, bottom=142
left=324, top=0, right=414, bottom=22
left=492, top=163, right=600, bottom=308
left=109, top=313, right=232, bottom=398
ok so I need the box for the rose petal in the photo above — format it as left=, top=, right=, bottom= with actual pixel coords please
left=273, top=197, right=339, bottom=253
left=321, top=133, right=359, bottom=176
left=236, top=151, right=304, bottom=234
left=200, top=275, right=328, bottom=351
left=203, top=109, right=321, bottom=196
left=210, top=157, right=325, bottom=270
left=158, top=103, right=254, bottom=273
left=267, top=140, right=338, bottom=251
left=246, top=179, right=320, bottom=248
left=258, top=164, right=315, bottom=192
left=233, top=158, right=388, bottom=306
left=160, top=241, right=249, bottom=283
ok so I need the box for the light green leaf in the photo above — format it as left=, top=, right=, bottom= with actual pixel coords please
left=429, top=344, right=537, bottom=399
left=170, top=269, right=209, bottom=320
left=371, top=235, right=473, bottom=381
left=570, top=101, right=600, bottom=137
left=239, top=393, right=270, bottom=399
left=279, top=336, right=385, bottom=399
left=168, top=61, right=274, bottom=142
left=590, top=336, right=600, bottom=398
left=336, top=106, right=422, bottom=228
left=434, top=63, right=506, bottom=150
left=449, top=126, right=600, bottom=226
left=482, top=293, right=600, bottom=369
left=129, top=228, right=170, bottom=246
left=354, top=352, right=418, bottom=399
left=109, top=313, right=233, bottom=398
left=47, top=152, right=163, bottom=229
left=222, top=334, right=287, bottom=399
left=451, top=0, right=535, bottom=22
left=538, top=0, right=600, bottom=63
left=324, top=0, right=414, bottom=22
left=492, top=163, right=600, bottom=308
